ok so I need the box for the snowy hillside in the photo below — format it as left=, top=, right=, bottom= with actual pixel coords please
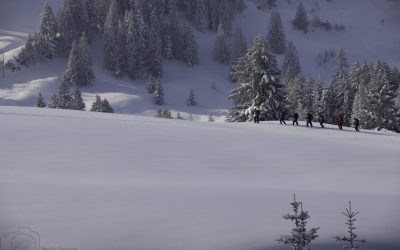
left=1, top=0, right=400, bottom=117
left=0, top=106, right=399, bottom=249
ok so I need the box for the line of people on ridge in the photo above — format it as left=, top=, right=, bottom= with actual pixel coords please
left=252, top=107, right=360, bottom=132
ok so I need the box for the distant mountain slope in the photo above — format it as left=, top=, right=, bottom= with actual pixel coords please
left=0, top=0, right=399, bottom=117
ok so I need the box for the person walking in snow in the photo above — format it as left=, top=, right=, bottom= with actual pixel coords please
left=279, top=111, right=287, bottom=125
left=254, top=107, right=261, bottom=124
left=318, top=113, right=325, bottom=128
left=292, top=112, right=299, bottom=126
left=306, top=112, right=313, bottom=127
left=336, top=114, right=344, bottom=130
left=353, top=117, right=360, bottom=132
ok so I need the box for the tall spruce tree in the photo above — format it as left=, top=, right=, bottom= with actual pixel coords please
left=36, top=2, right=58, bottom=59
left=78, top=32, right=94, bottom=86
left=282, top=41, right=301, bottom=85
left=195, top=0, right=209, bottom=32
left=63, top=40, right=80, bottom=85
left=71, top=87, right=86, bottom=110
left=331, top=49, right=352, bottom=124
left=58, top=0, right=89, bottom=54
left=213, top=23, right=231, bottom=64
left=146, top=9, right=163, bottom=78
left=228, top=35, right=286, bottom=121
left=17, top=34, right=38, bottom=66
left=312, top=76, right=325, bottom=116
left=36, top=92, right=46, bottom=108
left=267, top=12, right=286, bottom=54
left=63, top=33, right=94, bottom=87
left=48, top=80, right=73, bottom=109
left=230, top=27, right=248, bottom=65
left=292, top=2, right=309, bottom=33
left=180, top=22, right=199, bottom=65
left=369, top=61, right=399, bottom=131
left=286, top=74, right=304, bottom=117
left=103, top=0, right=121, bottom=75
left=302, top=76, right=315, bottom=117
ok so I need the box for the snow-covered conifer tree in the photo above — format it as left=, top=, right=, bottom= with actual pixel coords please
left=195, top=0, right=209, bottom=32
left=282, top=41, right=301, bottom=85
left=368, top=60, right=399, bottom=131
left=228, top=35, right=286, bottom=121
left=292, top=2, right=309, bottom=33
left=36, top=92, right=46, bottom=108
left=103, top=1, right=121, bottom=75
left=63, top=40, right=80, bottom=86
left=101, top=98, right=114, bottom=113
left=49, top=80, right=72, bottom=109
left=125, top=10, right=138, bottom=79
left=90, top=95, right=113, bottom=113
left=71, top=87, right=86, bottom=110
left=114, top=20, right=126, bottom=78
left=301, top=75, right=315, bottom=117
left=213, top=23, right=231, bottom=64
left=312, top=76, right=325, bottom=115
left=334, top=201, right=367, bottom=249
left=180, top=22, right=199, bottom=65
left=64, top=34, right=95, bottom=88
left=286, top=74, right=304, bottom=116
left=90, top=95, right=103, bottom=112
left=186, top=89, right=197, bottom=106
left=47, top=94, right=59, bottom=109
left=36, top=2, right=58, bottom=59
left=331, top=49, right=352, bottom=124
left=277, top=194, right=319, bottom=250
left=146, top=9, right=163, bottom=78
left=230, top=27, right=247, bottom=65
left=154, top=80, right=165, bottom=105
left=17, top=34, right=38, bottom=66
left=267, top=12, right=286, bottom=54
left=58, top=0, right=88, bottom=54
left=77, top=32, right=94, bottom=86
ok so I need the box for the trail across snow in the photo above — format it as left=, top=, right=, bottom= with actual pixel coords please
left=0, top=106, right=399, bottom=250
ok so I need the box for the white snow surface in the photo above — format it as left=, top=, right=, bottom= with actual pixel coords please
left=1, top=0, right=400, bottom=117
left=1, top=106, right=400, bottom=250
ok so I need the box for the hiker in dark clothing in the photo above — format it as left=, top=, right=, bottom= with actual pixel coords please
left=336, top=114, right=344, bottom=130
left=306, top=113, right=313, bottom=127
left=279, top=112, right=287, bottom=125
left=353, top=117, right=360, bottom=132
left=293, top=112, right=299, bottom=126
left=254, top=108, right=260, bottom=124
left=318, top=113, right=325, bottom=128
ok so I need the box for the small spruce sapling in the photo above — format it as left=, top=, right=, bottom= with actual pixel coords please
left=334, top=201, right=366, bottom=249
left=36, top=92, right=46, bottom=108
left=186, top=89, right=197, bottom=106
left=71, top=87, right=86, bottom=110
left=277, top=194, right=319, bottom=250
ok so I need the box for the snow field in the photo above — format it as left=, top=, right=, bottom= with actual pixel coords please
left=0, top=106, right=399, bottom=249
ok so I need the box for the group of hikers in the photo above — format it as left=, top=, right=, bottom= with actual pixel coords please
left=251, top=107, right=360, bottom=132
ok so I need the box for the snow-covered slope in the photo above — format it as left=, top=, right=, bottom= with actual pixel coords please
left=0, top=106, right=400, bottom=250
left=0, top=0, right=400, bottom=117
